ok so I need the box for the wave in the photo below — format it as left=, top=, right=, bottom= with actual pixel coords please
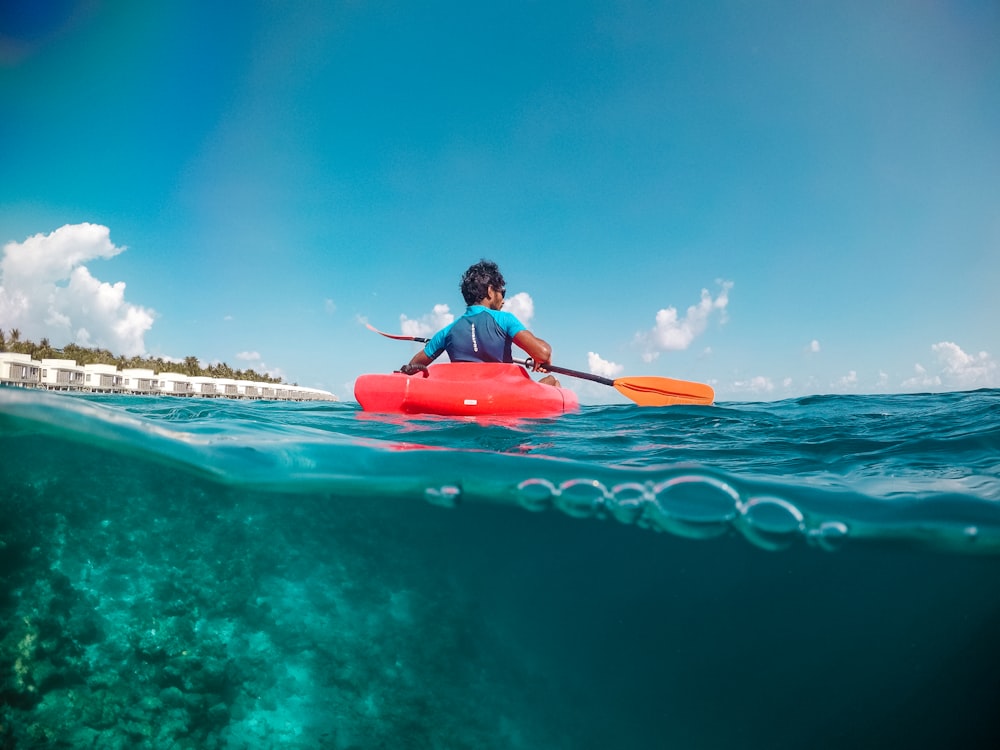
left=2, top=387, right=999, bottom=555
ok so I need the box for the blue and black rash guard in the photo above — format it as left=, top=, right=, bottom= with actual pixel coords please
left=423, top=306, right=526, bottom=363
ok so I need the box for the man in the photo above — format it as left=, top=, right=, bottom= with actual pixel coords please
left=401, top=259, right=561, bottom=386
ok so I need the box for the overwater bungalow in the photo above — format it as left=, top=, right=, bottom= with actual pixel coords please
left=40, top=359, right=86, bottom=390
left=121, top=368, right=158, bottom=394
left=188, top=376, right=218, bottom=397
left=0, top=352, right=41, bottom=387
left=83, top=364, right=123, bottom=393
left=157, top=372, right=192, bottom=396
left=214, top=378, right=239, bottom=398
left=236, top=380, right=260, bottom=399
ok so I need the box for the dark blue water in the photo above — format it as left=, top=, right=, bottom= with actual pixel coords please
left=2, top=387, right=999, bottom=748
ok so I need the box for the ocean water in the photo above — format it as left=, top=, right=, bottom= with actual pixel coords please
left=1, top=386, right=999, bottom=749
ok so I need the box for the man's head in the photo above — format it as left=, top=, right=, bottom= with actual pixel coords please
left=460, top=259, right=506, bottom=306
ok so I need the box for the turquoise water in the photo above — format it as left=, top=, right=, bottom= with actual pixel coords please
left=1, top=386, right=999, bottom=748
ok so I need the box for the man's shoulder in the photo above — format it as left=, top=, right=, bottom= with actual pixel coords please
left=461, top=305, right=525, bottom=332
left=484, top=308, right=525, bottom=332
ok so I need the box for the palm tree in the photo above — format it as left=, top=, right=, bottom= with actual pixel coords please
left=32, top=338, right=55, bottom=360
left=7, top=330, right=28, bottom=354
left=63, top=343, right=84, bottom=363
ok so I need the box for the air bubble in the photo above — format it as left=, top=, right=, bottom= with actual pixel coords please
left=516, top=478, right=556, bottom=512
left=605, top=482, right=649, bottom=525
left=424, top=485, right=462, bottom=509
left=648, top=475, right=740, bottom=524
left=553, top=479, right=609, bottom=519
left=807, top=520, right=850, bottom=552
left=741, top=496, right=804, bottom=532
left=738, top=496, right=805, bottom=551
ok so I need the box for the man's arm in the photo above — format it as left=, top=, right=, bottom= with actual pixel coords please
left=398, top=348, right=434, bottom=375
left=513, top=330, right=553, bottom=371
left=407, top=349, right=434, bottom=368
left=400, top=324, right=450, bottom=374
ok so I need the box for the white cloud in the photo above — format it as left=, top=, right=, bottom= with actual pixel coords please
left=837, top=370, right=859, bottom=388
left=902, top=363, right=942, bottom=389
left=903, top=343, right=996, bottom=391
left=230, top=350, right=281, bottom=378
left=808, top=339, right=821, bottom=353
left=731, top=375, right=775, bottom=394
left=930, top=341, right=996, bottom=389
left=324, top=298, right=337, bottom=314
left=0, top=223, right=154, bottom=355
left=502, top=291, right=535, bottom=326
left=588, top=351, right=623, bottom=378
left=638, top=280, right=733, bottom=362
left=400, top=303, right=454, bottom=338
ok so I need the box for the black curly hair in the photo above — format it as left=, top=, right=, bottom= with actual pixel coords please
left=460, top=259, right=505, bottom=306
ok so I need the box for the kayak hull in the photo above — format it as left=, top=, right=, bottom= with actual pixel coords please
left=354, top=363, right=579, bottom=417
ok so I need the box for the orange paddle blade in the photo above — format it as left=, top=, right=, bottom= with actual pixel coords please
left=613, top=376, right=715, bottom=406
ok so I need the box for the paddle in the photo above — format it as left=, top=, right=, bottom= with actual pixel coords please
left=365, top=323, right=715, bottom=406
left=366, top=323, right=430, bottom=343
left=522, top=360, right=715, bottom=406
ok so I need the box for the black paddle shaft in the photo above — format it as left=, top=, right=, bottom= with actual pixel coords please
left=517, top=358, right=614, bottom=386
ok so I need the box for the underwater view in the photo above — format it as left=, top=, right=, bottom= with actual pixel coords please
left=1, top=386, right=999, bottom=748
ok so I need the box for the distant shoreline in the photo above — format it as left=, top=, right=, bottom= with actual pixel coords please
left=0, top=352, right=336, bottom=401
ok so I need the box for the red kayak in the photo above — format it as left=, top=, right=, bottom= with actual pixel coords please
left=354, top=362, right=579, bottom=417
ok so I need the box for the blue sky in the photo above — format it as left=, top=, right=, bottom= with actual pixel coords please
left=1, top=1, right=997, bottom=403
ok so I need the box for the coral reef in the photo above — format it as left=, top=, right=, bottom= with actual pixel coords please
left=0, top=437, right=557, bottom=749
